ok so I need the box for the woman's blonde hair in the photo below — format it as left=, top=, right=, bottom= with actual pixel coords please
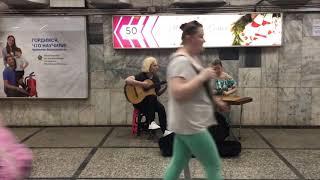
left=141, top=56, right=158, bottom=73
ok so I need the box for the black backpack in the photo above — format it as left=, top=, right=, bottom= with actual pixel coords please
left=216, top=140, right=242, bottom=157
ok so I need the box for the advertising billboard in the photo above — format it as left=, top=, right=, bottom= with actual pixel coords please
left=113, top=13, right=282, bottom=49
left=0, top=16, right=88, bottom=98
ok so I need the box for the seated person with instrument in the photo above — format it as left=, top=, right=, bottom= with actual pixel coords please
left=211, top=59, right=237, bottom=123
left=125, top=56, right=172, bottom=137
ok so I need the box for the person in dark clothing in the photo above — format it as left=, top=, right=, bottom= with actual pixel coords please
left=125, top=56, right=172, bottom=136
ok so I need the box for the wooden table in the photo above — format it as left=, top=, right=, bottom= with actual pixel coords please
left=221, top=95, right=253, bottom=139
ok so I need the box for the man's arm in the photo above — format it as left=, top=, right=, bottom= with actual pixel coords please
left=4, top=80, right=28, bottom=95
left=3, top=80, right=18, bottom=90
left=3, top=70, right=16, bottom=90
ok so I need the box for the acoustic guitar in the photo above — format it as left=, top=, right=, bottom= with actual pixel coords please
left=124, top=79, right=166, bottom=104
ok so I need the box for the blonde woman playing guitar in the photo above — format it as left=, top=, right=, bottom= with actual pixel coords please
left=125, top=57, right=172, bottom=137
left=125, top=79, right=166, bottom=105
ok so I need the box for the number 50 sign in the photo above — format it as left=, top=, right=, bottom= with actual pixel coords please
left=123, top=25, right=138, bottom=37
left=113, top=16, right=160, bottom=48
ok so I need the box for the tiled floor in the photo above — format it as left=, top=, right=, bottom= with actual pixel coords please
left=9, top=126, right=320, bottom=180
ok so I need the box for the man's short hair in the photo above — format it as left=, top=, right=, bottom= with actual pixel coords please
left=5, top=55, right=14, bottom=62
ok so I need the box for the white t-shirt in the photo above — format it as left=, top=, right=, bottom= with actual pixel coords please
left=15, top=56, right=28, bottom=71
left=166, top=54, right=216, bottom=135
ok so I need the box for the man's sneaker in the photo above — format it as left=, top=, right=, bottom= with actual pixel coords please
left=163, top=130, right=173, bottom=137
left=148, top=121, right=160, bottom=130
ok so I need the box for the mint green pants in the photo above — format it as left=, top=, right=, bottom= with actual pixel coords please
left=164, top=130, right=222, bottom=180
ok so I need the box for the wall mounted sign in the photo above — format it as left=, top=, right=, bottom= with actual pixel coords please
left=0, top=16, right=88, bottom=98
left=113, top=13, right=283, bottom=49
